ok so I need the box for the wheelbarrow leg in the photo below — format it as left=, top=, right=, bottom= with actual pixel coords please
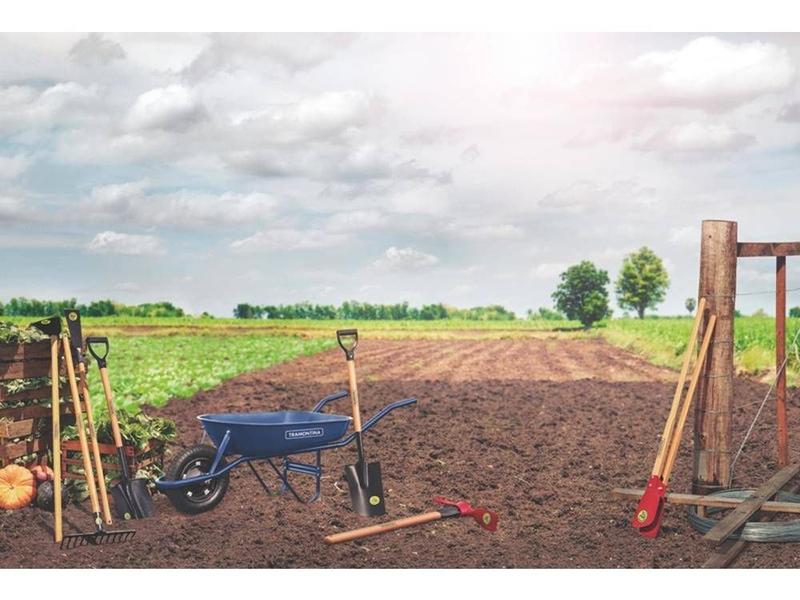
left=210, top=430, right=230, bottom=474
left=247, top=462, right=273, bottom=496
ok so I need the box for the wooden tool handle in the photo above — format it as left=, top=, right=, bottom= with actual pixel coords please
left=325, top=511, right=443, bottom=544
left=78, top=361, right=113, bottom=525
left=662, top=314, right=717, bottom=484
left=347, top=360, right=362, bottom=432
left=62, top=339, right=101, bottom=517
left=50, top=336, right=62, bottom=544
left=98, top=367, right=124, bottom=449
left=652, top=297, right=706, bottom=477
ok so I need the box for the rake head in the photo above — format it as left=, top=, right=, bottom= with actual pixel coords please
left=60, top=526, right=136, bottom=550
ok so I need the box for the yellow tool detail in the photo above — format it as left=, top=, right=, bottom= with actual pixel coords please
left=369, top=495, right=381, bottom=506
left=636, top=509, right=648, bottom=523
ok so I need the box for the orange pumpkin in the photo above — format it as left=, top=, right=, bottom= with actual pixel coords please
left=30, top=465, right=54, bottom=483
left=0, top=464, right=37, bottom=510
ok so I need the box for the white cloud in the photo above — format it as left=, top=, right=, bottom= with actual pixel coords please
left=183, top=33, right=357, bottom=80
left=530, top=262, right=567, bottom=280
left=372, top=246, right=439, bottom=270
left=114, top=281, right=140, bottom=292
left=230, top=228, right=347, bottom=252
left=86, top=231, right=165, bottom=256
left=577, top=36, right=796, bottom=112
left=232, top=90, right=380, bottom=145
left=539, top=180, right=657, bottom=214
left=85, top=182, right=278, bottom=229
left=124, top=85, right=208, bottom=132
left=636, top=122, right=755, bottom=157
left=325, top=210, right=387, bottom=232
left=778, top=102, right=800, bottom=122
left=669, top=225, right=700, bottom=246
left=0, top=195, right=27, bottom=221
left=0, top=81, right=101, bottom=133
left=0, top=154, right=32, bottom=181
left=69, top=33, right=126, bottom=66
left=447, top=223, right=524, bottom=240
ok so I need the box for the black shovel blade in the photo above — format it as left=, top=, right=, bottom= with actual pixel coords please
left=112, top=479, right=155, bottom=520
left=344, top=461, right=386, bottom=517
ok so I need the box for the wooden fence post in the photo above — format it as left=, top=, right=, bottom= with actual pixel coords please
left=694, top=220, right=737, bottom=494
left=776, top=255, right=788, bottom=466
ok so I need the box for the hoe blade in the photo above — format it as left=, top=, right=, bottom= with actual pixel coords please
left=112, top=479, right=155, bottom=520
left=344, top=461, right=386, bottom=517
left=471, top=507, right=499, bottom=532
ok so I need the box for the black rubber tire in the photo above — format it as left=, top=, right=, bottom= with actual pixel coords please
left=163, top=445, right=229, bottom=515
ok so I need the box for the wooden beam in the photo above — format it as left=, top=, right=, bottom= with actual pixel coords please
left=612, top=487, right=800, bottom=514
left=695, top=220, right=736, bottom=494
left=737, top=242, right=800, bottom=257
left=702, top=463, right=800, bottom=546
left=777, top=256, right=788, bottom=466
left=703, top=481, right=800, bottom=568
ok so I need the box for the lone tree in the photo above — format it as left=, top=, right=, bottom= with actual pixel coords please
left=685, top=297, right=696, bottom=314
left=551, top=261, right=611, bottom=328
left=615, top=247, right=670, bottom=319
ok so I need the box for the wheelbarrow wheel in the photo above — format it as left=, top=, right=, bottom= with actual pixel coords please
left=164, top=445, right=229, bottom=515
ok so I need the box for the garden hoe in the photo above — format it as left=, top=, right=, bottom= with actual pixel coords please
left=337, top=329, right=386, bottom=517
left=64, top=309, right=113, bottom=525
left=87, top=335, right=155, bottom=519
left=60, top=319, right=135, bottom=549
left=324, top=497, right=498, bottom=544
left=29, top=317, right=64, bottom=544
left=632, top=301, right=717, bottom=539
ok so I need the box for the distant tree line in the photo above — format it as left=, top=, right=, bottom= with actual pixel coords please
left=233, top=301, right=518, bottom=321
left=0, top=297, right=185, bottom=318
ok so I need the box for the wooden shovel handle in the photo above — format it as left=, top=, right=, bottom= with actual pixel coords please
left=98, top=367, right=124, bottom=449
left=347, top=360, right=362, bottom=432
left=652, top=297, right=706, bottom=477
left=325, top=511, right=443, bottom=544
left=662, top=314, right=717, bottom=484
left=50, top=336, right=62, bottom=544
left=78, top=361, right=113, bottom=525
left=62, top=339, right=101, bottom=518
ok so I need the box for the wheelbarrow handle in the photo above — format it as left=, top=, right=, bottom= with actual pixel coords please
left=86, top=336, right=110, bottom=368
left=336, top=329, right=358, bottom=360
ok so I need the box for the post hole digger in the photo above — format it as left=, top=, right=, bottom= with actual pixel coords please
left=337, top=329, right=386, bottom=517
left=632, top=298, right=717, bottom=539
left=324, top=497, right=498, bottom=544
left=86, top=335, right=155, bottom=520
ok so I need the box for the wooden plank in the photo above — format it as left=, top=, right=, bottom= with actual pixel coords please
left=737, top=242, right=800, bottom=257
left=0, top=418, right=35, bottom=439
left=0, top=436, right=47, bottom=460
left=0, top=402, right=71, bottom=421
left=0, top=384, right=62, bottom=403
left=612, top=487, right=800, bottom=514
left=776, top=256, right=788, bottom=466
left=695, top=220, right=736, bottom=493
left=702, top=463, right=800, bottom=546
left=0, top=341, right=51, bottom=362
left=0, top=358, right=51, bottom=380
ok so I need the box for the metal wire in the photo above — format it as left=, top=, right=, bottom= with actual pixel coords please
left=687, top=490, right=800, bottom=542
left=728, top=325, right=800, bottom=483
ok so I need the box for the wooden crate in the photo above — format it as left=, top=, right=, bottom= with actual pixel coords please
left=0, top=339, right=70, bottom=467
left=61, top=439, right=165, bottom=485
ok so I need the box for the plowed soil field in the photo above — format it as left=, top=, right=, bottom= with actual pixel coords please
left=2, top=338, right=799, bottom=568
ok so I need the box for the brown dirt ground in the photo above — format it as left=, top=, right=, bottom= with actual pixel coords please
left=1, top=338, right=799, bottom=568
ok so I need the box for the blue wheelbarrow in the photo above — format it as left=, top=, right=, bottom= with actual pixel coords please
left=155, top=391, right=416, bottom=514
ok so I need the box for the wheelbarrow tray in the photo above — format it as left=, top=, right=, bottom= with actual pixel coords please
left=198, top=411, right=352, bottom=457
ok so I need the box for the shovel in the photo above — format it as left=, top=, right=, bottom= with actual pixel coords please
left=633, top=304, right=717, bottom=538
left=324, top=496, right=498, bottom=544
left=337, top=329, right=386, bottom=517
left=87, top=336, right=155, bottom=519
left=29, top=316, right=64, bottom=544
left=60, top=329, right=135, bottom=549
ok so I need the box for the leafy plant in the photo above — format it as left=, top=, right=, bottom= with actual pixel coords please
left=552, top=261, right=611, bottom=328
left=615, top=247, right=670, bottom=319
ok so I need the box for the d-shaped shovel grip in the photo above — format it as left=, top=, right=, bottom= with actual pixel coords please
left=336, top=329, right=358, bottom=360
left=86, top=336, right=110, bottom=369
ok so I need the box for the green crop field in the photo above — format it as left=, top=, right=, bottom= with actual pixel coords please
left=601, top=316, right=800, bottom=385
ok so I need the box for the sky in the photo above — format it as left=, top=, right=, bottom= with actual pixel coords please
left=2, top=32, right=800, bottom=317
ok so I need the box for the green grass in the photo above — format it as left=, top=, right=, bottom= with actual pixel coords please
left=82, top=335, right=334, bottom=416
left=600, top=316, right=800, bottom=384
